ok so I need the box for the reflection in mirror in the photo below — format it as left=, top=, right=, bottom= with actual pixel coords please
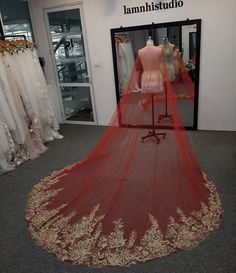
left=111, top=20, right=201, bottom=129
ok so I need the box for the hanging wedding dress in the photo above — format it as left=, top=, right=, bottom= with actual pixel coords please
left=0, top=84, right=30, bottom=172
left=0, top=42, right=62, bottom=174
left=116, top=40, right=135, bottom=95
left=0, top=118, right=15, bottom=173
left=26, top=45, right=222, bottom=267
left=0, top=61, right=27, bottom=147
left=4, top=49, right=63, bottom=143
left=1, top=53, right=46, bottom=156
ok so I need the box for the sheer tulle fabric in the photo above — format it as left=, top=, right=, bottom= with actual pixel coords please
left=26, top=46, right=222, bottom=267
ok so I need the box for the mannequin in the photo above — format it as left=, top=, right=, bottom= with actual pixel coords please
left=137, top=41, right=166, bottom=142
left=157, top=37, right=176, bottom=122
left=158, top=36, right=176, bottom=82
left=146, top=36, right=154, bottom=46
left=137, top=39, right=164, bottom=110
left=138, top=42, right=163, bottom=93
left=138, top=45, right=163, bottom=93
left=173, top=48, right=180, bottom=80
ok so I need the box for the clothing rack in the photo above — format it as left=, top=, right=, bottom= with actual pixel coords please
left=0, top=34, right=40, bottom=69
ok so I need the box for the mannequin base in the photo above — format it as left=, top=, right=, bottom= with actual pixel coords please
left=158, top=114, right=173, bottom=122
left=141, top=129, right=166, bottom=144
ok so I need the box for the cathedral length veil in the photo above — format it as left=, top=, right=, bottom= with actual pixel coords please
left=26, top=45, right=222, bottom=267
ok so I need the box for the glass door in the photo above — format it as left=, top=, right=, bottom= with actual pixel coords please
left=45, top=6, right=97, bottom=124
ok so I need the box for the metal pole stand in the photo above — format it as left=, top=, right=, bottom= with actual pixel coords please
left=158, top=82, right=173, bottom=123
left=141, top=93, right=166, bottom=144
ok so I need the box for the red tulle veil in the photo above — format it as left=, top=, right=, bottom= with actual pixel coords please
left=26, top=44, right=222, bottom=267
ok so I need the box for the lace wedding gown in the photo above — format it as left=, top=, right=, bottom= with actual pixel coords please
left=4, top=49, right=63, bottom=142
left=0, top=48, right=62, bottom=173
left=0, top=118, right=15, bottom=173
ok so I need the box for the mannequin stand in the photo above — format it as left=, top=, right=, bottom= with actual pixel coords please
left=158, top=82, right=173, bottom=122
left=142, top=93, right=166, bottom=144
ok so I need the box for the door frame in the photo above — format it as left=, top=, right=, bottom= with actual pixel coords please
left=44, top=4, right=97, bottom=125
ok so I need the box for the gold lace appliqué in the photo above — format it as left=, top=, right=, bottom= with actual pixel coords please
left=26, top=169, right=222, bottom=267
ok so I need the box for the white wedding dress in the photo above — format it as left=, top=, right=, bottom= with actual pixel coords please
left=0, top=48, right=62, bottom=174
left=0, top=118, right=15, bottom=173
left=116, top=41, right=135, bottom=95
left=5, top=49, right=63, bottom=142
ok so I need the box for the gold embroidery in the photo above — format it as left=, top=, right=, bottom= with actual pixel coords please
left=140, top=215, right=170, bottom=256
left=26, top=170, right=222, bottom=267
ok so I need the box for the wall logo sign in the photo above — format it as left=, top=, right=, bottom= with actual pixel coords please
left=123, top=0, right=184, bottom=15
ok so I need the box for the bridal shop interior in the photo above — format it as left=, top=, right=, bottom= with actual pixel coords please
left=0, top=0, right=235, bottom=273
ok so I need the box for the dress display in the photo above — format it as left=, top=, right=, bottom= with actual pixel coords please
left=115, top=35, right=135, bottom=95
left=0, top=118, right=15, bottom=172
left=158, top=38, right=176, bottom=83
left=138, top=45, right=163, bottom=93
left=0, top=39, right=62, bottom=174
left=5, top=49, right=61, bottom=142
left=26, top=42, right=222, bottom=267
left=156, top=38, right=195, bottom=100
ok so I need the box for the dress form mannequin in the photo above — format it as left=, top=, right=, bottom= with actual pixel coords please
left=137, top=39, right=164, bottom=110
left=158, top=36, right=175, bottom=122
left=138, top=41, right=163, bottom=94
left=137, top=41, right=166, bottom=143
left=173, top=48, right=180, bottom=80
left=158, top=36, right=176, bottom=82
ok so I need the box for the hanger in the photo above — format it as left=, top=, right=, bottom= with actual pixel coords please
left=0, top=41, right=14, bottom=55
left=5, top=40, right=23, bottom=53
left=8, top=39, right=37, bottom=52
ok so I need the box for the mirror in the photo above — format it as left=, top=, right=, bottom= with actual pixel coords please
left=111, top=19, right=201, bottom=130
